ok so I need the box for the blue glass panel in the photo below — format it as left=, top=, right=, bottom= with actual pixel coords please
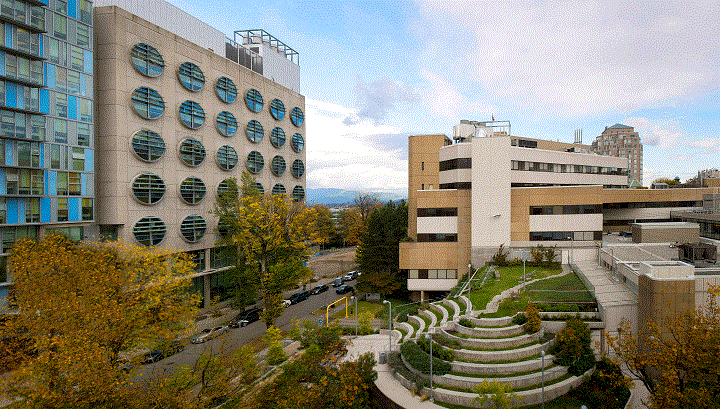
left=84, top=149, right=93, bottom=172
left=41, top=197, right=51, bottom=222
left=39, top=144, right=43, bottom=167
left=17, top=199, right=25, bottom=224
left=0, top=169, right=5, bottom=194
left=46, top=65, right=56, bottom=89
left=5, top=27, right=11, bottom=49
left=69, top=197, right=79, bottom=221
left=68, top=0, right=77, bottom=18
left=5, top=141, right=11, bottom=166
left=81, top=173, right=86, bottom=195
left=7, top=199, right=17, bottom=224
left=15, top=84, right=23, bottom=109
left=68, top=96, right=77, bottom=120
left=47, top=170, right=57, bottom=195
left=80, top=74, right=85, bottom=96
left=83, top=50, right=92, bottom=74
left=0, top=52, right=4, bottom=76
left=38, top=35, right=43, bottom=58
left=5, top=83, right=16, bottom=109
left=39, top=89, right=49, bottom=114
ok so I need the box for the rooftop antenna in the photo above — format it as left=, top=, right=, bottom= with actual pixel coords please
left=574, top=129, right=582, bottom=144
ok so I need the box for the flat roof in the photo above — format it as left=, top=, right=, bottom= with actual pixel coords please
left=632, top=221, right=700, bottom=229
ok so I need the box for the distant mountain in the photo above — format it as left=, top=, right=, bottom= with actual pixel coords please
left=306, top=188, right=407, bottom=206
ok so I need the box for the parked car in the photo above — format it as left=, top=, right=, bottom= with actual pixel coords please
left=164, top=340, right=185, bottom=356
left=284, top=290, right=310, bottom=305
left=191, top=326, right=229, bottom=344
left=141, top=340, right=185, bottom=364
left=336, top=284, right=354, bottom=295
left=332, top=277, right=344, bottom=287
left=309, top=284, right=329, bottom=295
left=229, top=307, right=262, bottom=328
left=141, top=350, right=163, bottom=365
left=343, top=271, right=359, bottom=282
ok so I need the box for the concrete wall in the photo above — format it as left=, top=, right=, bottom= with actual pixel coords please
left=471, top=136, right=511, bottom=248
left=632, top=224, right=699, bottom=243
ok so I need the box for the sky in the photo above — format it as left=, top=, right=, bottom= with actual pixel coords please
left=173, top=0, right=720, bottom=197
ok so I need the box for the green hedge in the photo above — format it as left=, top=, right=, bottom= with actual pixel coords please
left=458, top=317, right=473, bottom=328
left=417, top=337, right=454, bottom=361
left=400, top=341, right=451, bottom=375
left=434, top=334, right=460, bottom=349
left=388, top=351, right=429, bottom=390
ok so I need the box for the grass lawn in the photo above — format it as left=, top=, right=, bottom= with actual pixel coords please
left=467, top=265, right=562, bottom=311
left=326, top=299, right=385, bottom=320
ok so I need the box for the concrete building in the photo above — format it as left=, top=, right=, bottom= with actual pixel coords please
left=0, top=0, right=95, bottom=305
left=590, top=123, right=643, bottom=186
left=93, top=0, right=306, bottom=307
left=400, top=121, right=713, bottom=300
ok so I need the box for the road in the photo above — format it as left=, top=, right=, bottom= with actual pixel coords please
left=137, top=276, right=358, bottom=379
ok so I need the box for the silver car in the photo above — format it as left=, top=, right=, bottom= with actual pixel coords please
left=191, top=325, right=229, bottom=344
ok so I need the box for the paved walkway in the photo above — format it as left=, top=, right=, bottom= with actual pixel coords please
left=343, top=333, right=446, bottom=409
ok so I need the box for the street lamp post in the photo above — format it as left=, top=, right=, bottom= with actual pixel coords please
left=541, top=350, right=546, bottom=409
left=425, top=333, right=433, bottom=401
left=383, top=300, right=392, bottom=353
left=351, top=296, right=358, bottom=337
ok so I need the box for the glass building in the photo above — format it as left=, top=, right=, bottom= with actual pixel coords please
left=0, top=0, right=94, bottom=310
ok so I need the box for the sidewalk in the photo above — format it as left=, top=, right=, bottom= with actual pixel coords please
left=343, top=333, right=445, bottom=409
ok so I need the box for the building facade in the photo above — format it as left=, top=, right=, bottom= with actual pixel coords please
left=400, top=121, right=711, bottom=300
left=590, top=123, right=643, bottom=186
left=93, top=1, right=306, bottom=307
left=0, top=0, right=95, bottom=305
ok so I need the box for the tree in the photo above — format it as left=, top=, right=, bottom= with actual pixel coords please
left=311, top=205, right=336, bottom=250
left=652, top=177, right=680, bottom=186
left=608, top=285, right=720, bottom=409
left=213, top=173, right=319, bottom=327
left=354, top=193, right=379, bottom=223
left=0, top=234, right=199, bottom=408
left=337, top=207, right=363, bottom=245
left=524, top=303, right=541, bottom=333
left=473, top=380, right=518, bottom=409
left=356, top=201, right=408, bottom=296
left=530, top=245, right=545, bottom=264
left=551, top=317, right=594, bottom=376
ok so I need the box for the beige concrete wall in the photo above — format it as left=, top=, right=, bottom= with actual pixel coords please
left=407, top=134, right=450, bottom=238
left=632, top=225, right=699, bottom=243
left=637, top=275, right=695, bottom=341
left=94, top=6, right=305, bottom=257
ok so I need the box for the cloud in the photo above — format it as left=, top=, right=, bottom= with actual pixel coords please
left=305, top=99, right=408, bottom=196
left=413, top=1, right=720, bottom=117
left=349, top=77, right=420, bottom=124
left=623, top=117, right=686, bottom=149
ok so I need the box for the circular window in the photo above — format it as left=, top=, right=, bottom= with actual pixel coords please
left=290, top=107, right=304, bottom=127
left=216, top=145, right=238, bottom=171
left=133, top=216, right=166, bottom=246
left=217, top=179, right=239, bottom=198
left=246, top=151, right=264, bottom=174
left=246, top=120, right=264, bottom=143
left=217, top=219, right=231, bottom=237
left=131, top=87, right=164, bottom=120
left=179, top=138, right=205, bottom=167
left=272, top=184, right=286, bottom=196
left=292, top=159, right=305, bottom=178
left=130, top=43, right=164, bottom=77
left=216, top=111, right=237, bottom=136
left=292, top=185, right=305, bottom=202
left=131, top=129, right=165, bottom=162
left=179, top=177, right=206, bottom=205
left=180, top=215, right=207, bottom=243
left=255, top=182, right=264, bottom=195
left=270, top=127, right=286, bottom=148
left=179, top=100, right=205, bottom=129
left=291, top=133, right=304, bottom=153
left=215, top=76, right=237, bottom=103
left=178, top=62, right=205, bottom=91
left=271, top=155, right=286, bottom=176
left=132, top=173, right=166, bottom=205
left=270, top=99, right=285, bottom=120
left=245, top=89, right=263, bottom=112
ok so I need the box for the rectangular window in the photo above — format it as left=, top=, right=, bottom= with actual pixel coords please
left=55, top=92, right=68, bottom=118
left=31, top=169, right=42, bottom=194
left=55, top=0, right=67, bottom=13
left=30, top=141, right=40, bottom=167
left=70, top=46, right=83, bottom=71
left=16, top=28, right=31, bottom=54
left=81, top=198, right=92, bottom=221
left=76, top=23, right=90, bottom=48
left=25, top=198, right=39, bottom=222
left=48, top=38, right=66, bottom=66
left=67, top=70, right=80, bottom=94
left=418, top=269, right=428, bottom=279
left=57, top=198, right=68, bottom=221
left=1, top=0, right=13, bottom=20
left=54, top=118, right=67, bottom=143
left=14, top=0, right=25, bottom=24
left=77, top=123, right=89, bottom=146
left=50, top=144, right=60, bottom=168
left=30, top=115, right=44, bottom=141
left=18, top=141, right=30, bottom=167
left=1, top=110, right=13, bottom=138
left=71, top=148, right=84, bottom=171
left=30, top=5, right=43, bottom=31
left=55, top=67, right=67, bottom=92
left=69, top=172, right=80, bottom=195
left=79, top=0, right=91, bottom=24
left=0, top=198, right=5, bottom=224
left=56, top=171, right=68, bottom=195
left=5, top=54, right=16, bottom=79
left=54, top=13, right=67, bottom=40
left=79, top=98, right=91, bottom=122
left=5, top=169, right=17, bottom=194
left=14, top=112, right=24, bottom=138
left=30, top=60, right=42, bottom=85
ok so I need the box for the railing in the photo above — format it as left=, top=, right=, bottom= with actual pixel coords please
left=224, top=38, right=263, bottom=74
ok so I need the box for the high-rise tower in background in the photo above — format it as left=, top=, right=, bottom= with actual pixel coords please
left=0, top=0, right=95, bottom=304
left=590, top=124, right=643, bottom=186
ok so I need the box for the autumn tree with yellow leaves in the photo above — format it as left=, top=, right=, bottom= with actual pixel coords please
left=0, top=234, right=199, bottom=408
left=214, top=173, right=323, bottom=327
left=608, top=285, right=720, bottom=409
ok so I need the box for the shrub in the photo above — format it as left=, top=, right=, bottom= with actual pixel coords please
left=400, top=341, right=451, bottom=375
left=435, top=334, right=460, bottom=349
left=544, top=245, right=558, bottom=265
left=417, top=337, right=454, bottom=361
left=551, top=317, right=594, bottom=375
left=512, top=313, right=527, bottom=326
left=530, top=245, right=545, bottom=264
left=388, top=351, right=429, bottom=390
left=524, top=303, right=541, bottom=333
left=491, top=244, right=509, bottom=266
left=568, top=357, right=631, bottom=409
left=358, top=311, right=374, bottom=335
left=458, top=317, right=473, bottom=328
